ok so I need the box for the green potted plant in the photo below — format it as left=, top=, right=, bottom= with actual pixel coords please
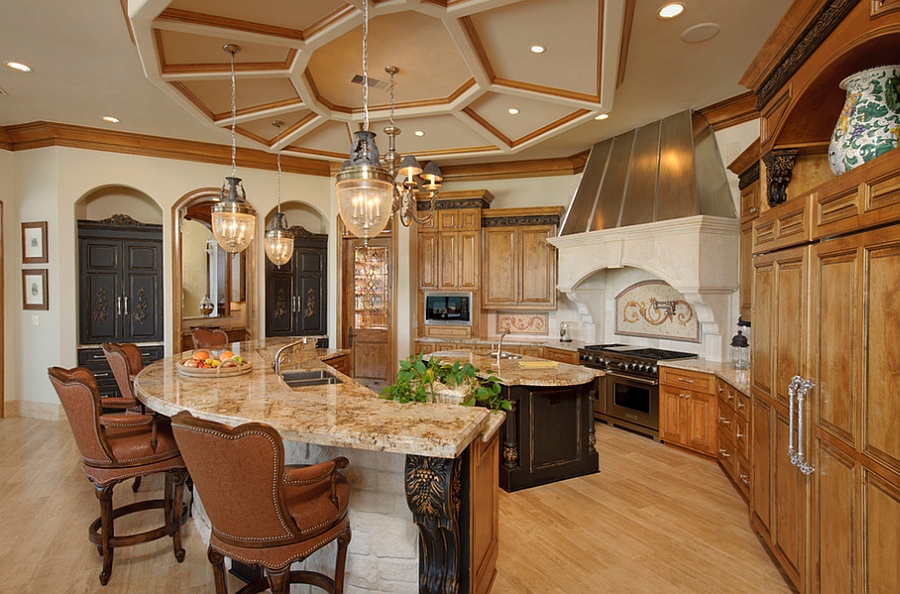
left=380, top=353, right=510, bottom=411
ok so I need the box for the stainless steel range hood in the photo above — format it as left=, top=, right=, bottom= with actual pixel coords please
left=560, top=110, right=736, bottom=235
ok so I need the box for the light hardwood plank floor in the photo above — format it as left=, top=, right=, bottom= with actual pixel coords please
left=0, top=417, right=791, bottom=593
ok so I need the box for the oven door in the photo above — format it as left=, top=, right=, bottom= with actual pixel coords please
left=602, top=371, right=659, bottom=437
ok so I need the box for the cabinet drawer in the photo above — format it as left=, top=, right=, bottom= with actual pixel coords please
left=735, top=453, right=751, bottom=500
left=735, top=391, right=750, bottom=419
left=717, top=380, right=737, bottom=410
left=542, top=347, right=577, bottom=364
left=734, top=414, right=749, bottom=459
left=424, top=325, right=472, bottom=339
left=520, top=345, right=543, bottom=358
left=718, top=400, right=736, bottom=433
left=716, top=427, right=736, bottom=478
left=660, top=367, right=716, bottom=394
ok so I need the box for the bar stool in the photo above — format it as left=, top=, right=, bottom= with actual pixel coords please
left=48, top=366, right=188, bottom=586
left=191, top=328, right=230, bottom=350
left=170, top=411, right=351, bottom=594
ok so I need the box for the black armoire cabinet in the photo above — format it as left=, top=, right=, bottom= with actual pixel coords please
left=265, top=228, right=327, bottom=337
left=77, top=215, right=164, bottom=397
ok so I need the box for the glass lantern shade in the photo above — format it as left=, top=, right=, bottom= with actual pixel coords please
left=212, top=176, right=257, bottom=253
left=335, top=164, right=394, bottom=240
left=265, top=212, right=294, bottom=266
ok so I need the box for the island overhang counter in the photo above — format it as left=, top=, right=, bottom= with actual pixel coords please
left=134, top=338, right=503, bottom=594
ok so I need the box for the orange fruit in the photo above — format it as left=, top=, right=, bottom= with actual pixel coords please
left=192, top=350, right=209, bottom=361
left=219, top=350, right=235, bottom=361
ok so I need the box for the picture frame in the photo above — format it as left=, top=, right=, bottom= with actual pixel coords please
left=23, top=269, right=49, bottom=310
left=22, top=221, right=48, bottom=264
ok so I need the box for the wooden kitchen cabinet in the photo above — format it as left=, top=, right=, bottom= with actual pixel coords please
left=659, top=367, right=717, bottom=457
left=541, top=347, right=578, bottom=365
left=716, top=379, right=750, bottom=500
left=482, top=207, right=562, bottom=310
left=265, top=230, right=327, bottom=337
left=728, top=138, right=760, bottom=321
left=418, top=204, right=482, bottom=292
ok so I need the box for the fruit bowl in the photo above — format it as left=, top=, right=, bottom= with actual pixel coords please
left=176, top=350, right=253, bottom=378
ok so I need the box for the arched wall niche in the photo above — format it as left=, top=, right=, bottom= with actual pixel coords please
left=172, top=187, right=256, bottom=351
left=75, top=185, right=162, bottom=223
left=263, top=200, right=328, bottom=234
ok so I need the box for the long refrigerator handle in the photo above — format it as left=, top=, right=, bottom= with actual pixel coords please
left=788, top=375, right=816, bottom=475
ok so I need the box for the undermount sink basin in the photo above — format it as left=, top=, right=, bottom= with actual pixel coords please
left=475, top=351, right=522, bottom=360
left=280, top=369, right=343, bottom=388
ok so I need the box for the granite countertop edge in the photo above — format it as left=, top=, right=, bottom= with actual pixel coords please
left=659, top=359, right=750, bottom=395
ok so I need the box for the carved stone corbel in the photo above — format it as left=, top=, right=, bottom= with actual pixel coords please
left=763, top=149, right=799, bottom=206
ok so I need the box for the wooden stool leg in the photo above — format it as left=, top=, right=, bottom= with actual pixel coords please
left=208, top=546, right=229, bottom=594
left=335, top=527, right=351, bottom=594
left=131, top=476, right=142, bottom=492
left=167, top=470, right=187, bottom=562
left=94, top=482, right=115, bottom=586
left=266, top=567, right=291, bottom=594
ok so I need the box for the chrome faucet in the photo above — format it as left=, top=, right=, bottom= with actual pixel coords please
left=274, top=338, right=307, bottom=374
left=496, top=329, right=510, bottom=365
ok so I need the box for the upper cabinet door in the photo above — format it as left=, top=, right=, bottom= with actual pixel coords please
left=122, top=241, right=163, bottom=343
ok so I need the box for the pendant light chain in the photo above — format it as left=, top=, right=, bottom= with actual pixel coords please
left=362, top=0, right=369, bottom=131
left=230, top=47, right=237, bottom=179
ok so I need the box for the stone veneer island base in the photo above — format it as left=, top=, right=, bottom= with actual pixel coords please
left=134, top=338, right=504, bottom=594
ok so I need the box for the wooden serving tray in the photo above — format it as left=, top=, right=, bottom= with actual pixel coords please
left=176, top=361, right=253, bottom=378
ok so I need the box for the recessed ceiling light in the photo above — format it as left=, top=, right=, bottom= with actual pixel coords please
left=6, top=61, right=33, bottom=73
left=530, top=45, right=546, bottom=54
left=415, top=130, right=425, bottom=137
left=102, top=116, right=120, bottom=124
left=595, top=114, right=609, bottom=121
left=508, top=108, right=520, bottom=115
left=658, top=3, right=684, bottom=19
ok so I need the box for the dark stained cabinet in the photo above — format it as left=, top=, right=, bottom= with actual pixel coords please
left=78, top=216, right=164, bottom=345
left=265, top=230, right=327, bottom=337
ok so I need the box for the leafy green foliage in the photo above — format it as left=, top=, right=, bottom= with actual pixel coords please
left=380, top=353, right=510, bottom=411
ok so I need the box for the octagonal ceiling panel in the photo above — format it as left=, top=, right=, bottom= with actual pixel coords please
left=465, top=91, right=587, bottom=146
left=367, top=113, right=498, bottom=158
left=239, top=109, right=319, bottom=146
left=306, top=11, right=472, bottom=112
left=167, top=0, right=347, bottom=33
left=157, top=30, right=293, bottom=71
left=176, top=77, right=302, bottom=120
left=286, top=120, right=353, bottom=160
left=469, top=0, right=600, bottom=100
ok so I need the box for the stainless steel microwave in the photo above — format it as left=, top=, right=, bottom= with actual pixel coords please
left=424, top=292, right=472, bottom=325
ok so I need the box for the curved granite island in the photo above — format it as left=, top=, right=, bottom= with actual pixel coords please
left=134, top=338, right=504, bottom=594
left=429, top=351, right=601, bottom=492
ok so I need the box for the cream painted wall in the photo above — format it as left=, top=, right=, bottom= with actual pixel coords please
left=5, top=146, right=334, bottom=416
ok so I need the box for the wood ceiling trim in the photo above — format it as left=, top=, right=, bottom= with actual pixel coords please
left=617, top=0, right=635, bottom=88
left=305, top=5, right=358, bottom=40
left=492, top=78, right=600, bottom=104
left=698, top=91, right=760, bottom=130
left=510, top=109, right=591, bottom=148
left=1, top=122, right=331, bottom=176
left=0, top=122, right=591, bottom=181
left=169, top=81, right=216, bottom=122
left=156, top=8, right=306, bottom=41
left=119, top=0, right=136, bottom=46
left=459, top=16, right=496, bottom=83
left=160, top=49, right=297, bottom=76
left=462, top=107, right=512, bottom=148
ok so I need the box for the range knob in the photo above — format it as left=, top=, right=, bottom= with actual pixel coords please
left=618, top=362, right=628, bottom=370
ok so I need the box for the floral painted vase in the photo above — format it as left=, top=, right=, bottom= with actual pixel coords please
left=828, top=65, right=900, bottom=175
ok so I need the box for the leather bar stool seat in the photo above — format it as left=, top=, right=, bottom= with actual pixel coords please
left=170, top=411, right=351, bottom=594
left=48, top=366, right=188, bottom=586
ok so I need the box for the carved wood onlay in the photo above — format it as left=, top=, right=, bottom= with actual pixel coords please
left=738, top=161, right=761, bottom=190
left=404, top=454, right=462, bottom=594
left=421, top=198, right=491, bottom=211
left=482, top=214, right=561, bottom=227
left=755, top=0, right=861, bottom=109
left=763, top=149, right=799, bottom=206
left=287, top=225, right=327, bottom=240
left=79, top=214, right=160, bottom=229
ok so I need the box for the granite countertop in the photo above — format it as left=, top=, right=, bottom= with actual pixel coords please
left=134, top=338, right=493, bottom=459
left=659, top=359, right=750, bottom=394
left=429, top=350, right=600, bottom=387
left=417, top=337, right=586, bottom=353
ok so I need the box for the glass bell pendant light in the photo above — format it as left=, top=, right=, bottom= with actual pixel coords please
left=265, top=120, right=294, bottom=266
left=212, top=44, right=257, bottom=253
left=334, top=0, right=394, bottom=242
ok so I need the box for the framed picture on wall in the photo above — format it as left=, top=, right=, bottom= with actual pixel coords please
left=23, top=269, right=48, bottom=310
left=22, top=221, right=48, bottom=264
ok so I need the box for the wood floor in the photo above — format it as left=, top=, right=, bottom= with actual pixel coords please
left=0, top=417, right=792, bottom=594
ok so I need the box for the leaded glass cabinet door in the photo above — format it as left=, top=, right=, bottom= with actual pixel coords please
left=342, top=236, right=393, bottom=391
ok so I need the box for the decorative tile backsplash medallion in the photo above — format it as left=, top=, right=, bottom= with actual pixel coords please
left=615, top=281, right=699, bottom=342
left=497, top=313, right=548, bottom=335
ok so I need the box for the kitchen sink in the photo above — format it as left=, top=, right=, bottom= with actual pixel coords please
left=475, top=351, right=522, bottom=360
left=279, top=369, right=343, bottom=388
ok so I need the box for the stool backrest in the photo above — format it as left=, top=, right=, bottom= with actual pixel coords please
left=48, top=367, right=113, bottom=465
left=101, top=342, right=143, bottom=399
left=170, top=411, right=301, bottom=547
left=191, top=328, right=229, bottom=350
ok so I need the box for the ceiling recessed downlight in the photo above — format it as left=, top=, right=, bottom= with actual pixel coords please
left=508, top=108, right=520, bottom=115
left=102, top=116, right=120, bottom=124
left=6, top=61, right=33, bottom=73
left=415, top=130, right=425, bottom=137
left=530, top=45, right=546, bottom=54
left=658, top=3, right=684, bottom=19
left=595, top=114, right=609, bottom=121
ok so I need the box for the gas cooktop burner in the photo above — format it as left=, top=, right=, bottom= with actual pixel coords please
left=582, top=344, right=697, bottom=361
left=578, top=344, right=698, bottom=378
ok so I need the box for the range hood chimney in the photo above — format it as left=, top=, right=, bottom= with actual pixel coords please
left=560, top=110, right=735, bottom=234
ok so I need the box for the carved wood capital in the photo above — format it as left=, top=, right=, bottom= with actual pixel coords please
left=763, top=149, right=799, bottom=206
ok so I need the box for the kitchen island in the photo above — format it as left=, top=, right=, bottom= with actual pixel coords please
left=134, top=338, right=503, bottom=594
left=429, top=350, right=600, bottom=492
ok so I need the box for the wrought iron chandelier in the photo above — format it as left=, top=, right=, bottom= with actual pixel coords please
left=212, top=44, right=257, bottom=253
left=382, top=65, right=440, bottom=227
left=264, top=120, right=294, bottom=266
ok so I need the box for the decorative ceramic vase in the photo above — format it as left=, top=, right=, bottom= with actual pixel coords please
left=199, top=295, right=214, bottom=317
left=828, top=65, right=900, bottom=175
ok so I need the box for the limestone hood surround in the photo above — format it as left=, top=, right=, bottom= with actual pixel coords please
left=550, top=111, right=739, bottom=361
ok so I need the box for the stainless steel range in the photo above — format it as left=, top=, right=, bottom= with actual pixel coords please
left=579, top=344, right=697, bottom=440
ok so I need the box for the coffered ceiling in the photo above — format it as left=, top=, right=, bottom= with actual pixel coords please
left=1, top=0, right=792, bottom=167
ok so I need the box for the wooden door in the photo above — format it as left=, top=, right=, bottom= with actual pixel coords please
left=295, top=245, right=327, bottom=335
left=79, top=238, right=122, bottom=344
left=686, top=391, right=716, bottom=454
left=482, top=227, right=517, bottom=307
left=342, top=236, right=393, bottom=390
left=122, top=240, right=163, bottom=343
left=519, top=225, right=556, bottom=308
left=659, top=384, right=686, bottom=445
left=418, top=231, right=439, bottom=290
